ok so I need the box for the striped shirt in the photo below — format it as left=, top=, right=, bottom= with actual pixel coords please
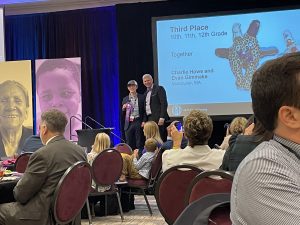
left=129, top=94, right=139, bottom=118
left=231, top=135, right=300, bottom=225
left=133, top=151, right=155, bottom=179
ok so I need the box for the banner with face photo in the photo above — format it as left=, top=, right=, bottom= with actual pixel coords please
left=35, top=58, right=82, bottom=140
left=0, top=60, right=33, bottom=158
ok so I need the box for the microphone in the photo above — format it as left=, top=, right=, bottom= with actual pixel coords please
left=70, top=115, right=92, bottom=140
left=224, top=123, right=230, bottom=129
left=84, top=116, right=125, bottom=143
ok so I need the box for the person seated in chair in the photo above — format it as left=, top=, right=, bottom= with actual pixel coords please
left=141, top=121, right=163, bottom=155
left=162, top=110, right=225, bottom=172
left=219, top=116, right=248, bottom=150
left=161, top=120, right=188, bottom=152
left=120, top=138, right=157, bottom=181
left=220, top=117, right=273, bottom=172
left=0, top=109, right=86, bottom=225
left=87, top=133, right=111, bottom=192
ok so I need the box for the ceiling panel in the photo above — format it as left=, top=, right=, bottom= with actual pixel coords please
left=3, top=0, right=165, bottom=15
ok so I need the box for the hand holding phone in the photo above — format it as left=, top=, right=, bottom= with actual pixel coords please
left=174, top=121, right=183, bottom=132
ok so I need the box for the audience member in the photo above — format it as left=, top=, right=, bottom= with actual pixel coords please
left=219, top=116, right=247, bottom=150
left=141, top=121, right=163, bottom=155
left=0, top=80, right=33, bottom=158
left=0, top=109, right=86, bottom=225
left=162, top=110, right=225, bottom=172
left=161, top=120, right=188, bottom=151
left=87, top=133, right=111, bottom=192
left=231, top=52, right=300, bottom=224
left=142, top=74, right=169, bottom=141
left=21, top=135, right=43, bottom=153
left=220, top=117, right=273, bottom=171
left=120, top=138, right=157, bottom=181
left=121, top=80, right=145, bottom=151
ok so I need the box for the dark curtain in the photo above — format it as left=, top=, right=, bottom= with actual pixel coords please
left=5, top=6, right=121, bottom=143
left=116, top=0, right=300, bottom=146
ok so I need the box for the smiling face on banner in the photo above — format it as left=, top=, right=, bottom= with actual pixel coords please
left=0, top=81, right=28, bottom=130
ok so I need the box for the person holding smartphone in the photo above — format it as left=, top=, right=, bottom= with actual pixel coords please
left=160, top=120, right=188, bottom=151
left=162, top=110, right=225, bottom=172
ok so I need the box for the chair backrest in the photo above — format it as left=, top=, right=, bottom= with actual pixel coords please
left=173, top=193, right=231, bottom=225
left=15, top=152, right=33, bottom=173
left=114, top=143, right=132, bottom=155
left=92, top=148, right=123, bottom=186
left=53, top=161, right=92, bottom=224
left=148, top=148, right=163, bottom=188
left=185, top=170, right=234, bottom=206
left=155, top=165, right=203, bottom=224
left=208, top=202, right=231, bottom=225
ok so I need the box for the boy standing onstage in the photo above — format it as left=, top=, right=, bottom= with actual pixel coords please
left=120, top=138, right=157, bottom=181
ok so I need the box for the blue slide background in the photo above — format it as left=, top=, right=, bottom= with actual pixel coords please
left=156, top=8, right=300, bottom=106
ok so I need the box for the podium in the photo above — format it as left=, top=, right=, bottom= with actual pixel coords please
left=76, top=128, right=113, bottom=152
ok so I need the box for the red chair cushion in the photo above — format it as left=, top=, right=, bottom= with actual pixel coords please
left=158, top=169, right=200, bottom=224
left=55, top=164, right=91, bottom=223
left=190, top=177, right=232, bottom=204
left=92, top=150, right=123, bottom=185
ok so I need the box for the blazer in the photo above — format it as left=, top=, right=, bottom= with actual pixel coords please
left=144, top=84, right=169, bottom=122
left=122, top=93, right=145, bottom=130
left=0, top=135, right=86, bottom=225
left=220, top=134, right=263, bottom=172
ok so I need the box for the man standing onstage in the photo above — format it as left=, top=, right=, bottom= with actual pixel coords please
left=122, top=80, right=145, bottom=151
left=231, top=52, right=300, bottom=224
left=0, top=109, right=86, bottom=225
left=142, top=74, right=169, bottom=141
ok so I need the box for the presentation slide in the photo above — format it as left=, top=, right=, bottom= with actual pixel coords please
left=153, top=8, right=300, bottom=117
left=0, top=7, right=5, bottom=62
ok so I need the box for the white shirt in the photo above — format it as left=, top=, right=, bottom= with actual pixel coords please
left=45, top=135, right=59, bottom=145
left=145, top=85, right=153, bottom=115
left=162, top=145, right=225, bottom=172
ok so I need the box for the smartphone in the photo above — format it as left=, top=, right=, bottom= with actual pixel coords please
left=175, top=121, right=183, bottom=132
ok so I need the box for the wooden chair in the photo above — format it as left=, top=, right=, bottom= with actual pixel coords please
left=86, top=148, right=124, bottom=224
left=52, top=161, right=92, bottom=225
left=155, top=165, right=203, bottom=224
left=15, top=152, right=33, bottom=173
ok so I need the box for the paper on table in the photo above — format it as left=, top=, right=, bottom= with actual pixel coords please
left=1, top=176, right=19, bottom=181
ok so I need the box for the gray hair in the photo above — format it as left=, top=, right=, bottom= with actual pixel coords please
left=0, top=80, right=30, bottom=107
left=41, top=109, right=68, bottom=133
left=142, top=74, right=153, bottom=80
